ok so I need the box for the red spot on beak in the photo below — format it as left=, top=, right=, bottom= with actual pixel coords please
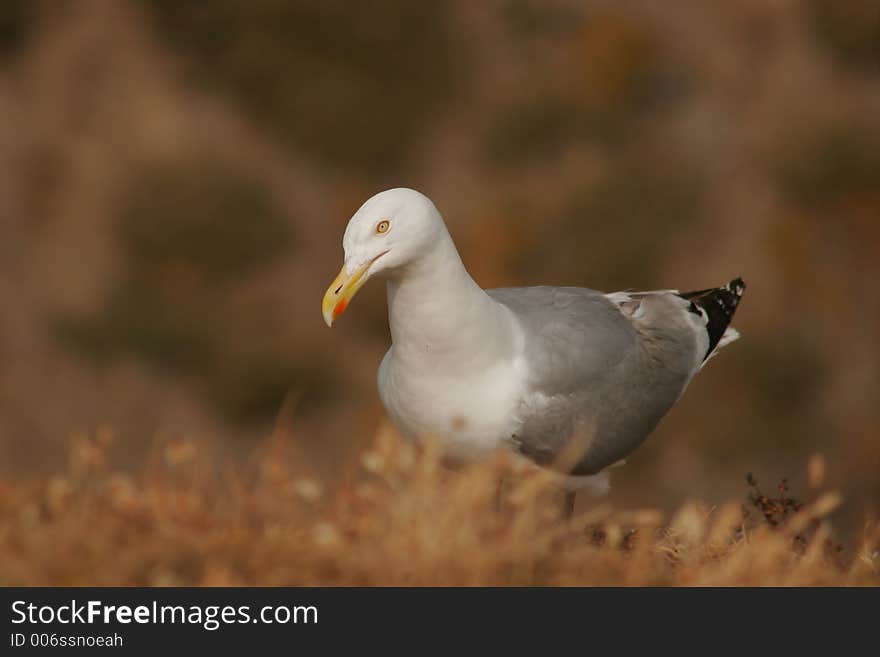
left=334, top=299, right=347, bottom=318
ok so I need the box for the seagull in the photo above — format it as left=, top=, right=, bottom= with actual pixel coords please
left=322, top=188, right=745, bottom=512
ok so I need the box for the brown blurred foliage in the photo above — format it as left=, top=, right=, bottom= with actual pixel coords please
left=0, top=0, right=878, bottom=565
left=2, top=429, right=877, bottom=585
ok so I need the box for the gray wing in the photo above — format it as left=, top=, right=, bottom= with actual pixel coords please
left=487, top=286, right=704, bottom=475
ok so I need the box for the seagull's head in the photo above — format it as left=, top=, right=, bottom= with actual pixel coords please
left=322, top=188, right=443, bottom=327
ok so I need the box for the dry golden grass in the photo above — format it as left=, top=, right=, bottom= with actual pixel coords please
left=1, top=428, right=877, bottom=587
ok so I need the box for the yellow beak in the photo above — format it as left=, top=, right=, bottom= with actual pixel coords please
left=322, top=261, right=371, bottom=327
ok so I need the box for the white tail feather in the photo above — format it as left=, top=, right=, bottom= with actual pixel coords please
left=701, top=327, right=740, bottom=368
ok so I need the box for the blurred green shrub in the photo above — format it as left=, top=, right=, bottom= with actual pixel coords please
left=807, top=0, right=880, bottom=74
left=56, top=156, right=332, bottom=424
left=140, top=1, right=464, bottom=175
left=0, top=0, right=32, bottom=57
left=486, top=11, right=687, bottom=166
left=484, top=96, right=583, bottom=165
left=513, top=154, right=706, bottom=291
left=721, top=332, right=830, bottom=454
left=503, top=0, right=580, bottom=37
left=121, top=159, right=291, bottom=283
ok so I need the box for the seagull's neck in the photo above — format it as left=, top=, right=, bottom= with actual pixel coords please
left=386, top=231, right=516, bottom=373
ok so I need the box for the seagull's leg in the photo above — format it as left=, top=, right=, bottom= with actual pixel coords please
left=495, top=476, right=505, bottom=513
left=564, top=490, right=576, bottom=521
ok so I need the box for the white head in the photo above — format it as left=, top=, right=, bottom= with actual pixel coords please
left=322, top=188, right=445, bottom=326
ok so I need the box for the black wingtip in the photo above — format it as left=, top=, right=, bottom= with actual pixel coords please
left=728, top=277, right=746, bottom=295
left=679, top=277, right=746, bottom=358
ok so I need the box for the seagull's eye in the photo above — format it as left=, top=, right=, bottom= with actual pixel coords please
left=376, top=220, right=390, bottom=234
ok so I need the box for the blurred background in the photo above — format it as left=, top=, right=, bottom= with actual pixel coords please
left=0, top=0, right=877, bottom=535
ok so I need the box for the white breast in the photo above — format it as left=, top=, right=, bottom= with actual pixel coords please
left=378, top=348, right=526, bottom=461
